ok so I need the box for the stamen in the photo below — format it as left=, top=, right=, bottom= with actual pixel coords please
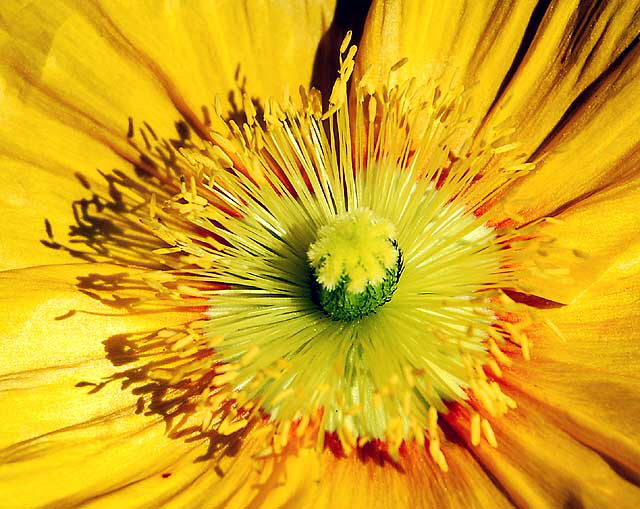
left=470, top=413, right=481, bottom=446
left=55, top=31, right=589, bottom=472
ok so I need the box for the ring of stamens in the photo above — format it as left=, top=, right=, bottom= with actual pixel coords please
left=178, top=40, right=532, bottom=463
left=67, top=33, right=568, bottom=471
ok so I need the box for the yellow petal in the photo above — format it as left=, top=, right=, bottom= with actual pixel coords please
left=508, top=360, right=640, bottom=493
left=0, top=263, right=197, bottom=375
left=0, top=1, right=177, bottom=269
left=0, top=263, right=209, bottom=508
left=1, top=0, right=337, bottom=137
left=516, top=178, right=640, bottom=303
left=0, top=152, right=128, bottom=270
left=508, top=241, right=640, bottom=478
left=307, top=442, right=514, bottom=509
left=497, top=35, right=640, bottom=222
left=2, top=410, right=290, bottom=509
left=482, top=0, right=640, bottom=169
left=1, top=410, right=203, bottom=509
left=79, top=0, right=338, bottom=118
left=354, top=0, right=538, bottom=121
left=3, top=416, right=329, bottom=509
left=0, top=0, right=192, bottom=149
left=0, top=262, right=304, bottom=508
left=356, top=1, right=640, bottom=222
left=447, top=402, right=640, bottom=509
left=0, top=263, right=197, bottom=445
left=532, top=240, right=640, bottom=375
left=0, top=0, right=337, bottom=270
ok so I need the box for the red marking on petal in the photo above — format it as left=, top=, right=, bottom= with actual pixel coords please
left=503, top=289, right=564, bottom=309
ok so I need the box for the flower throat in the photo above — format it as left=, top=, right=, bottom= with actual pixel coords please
left=114, top=32, right=546, bottom=469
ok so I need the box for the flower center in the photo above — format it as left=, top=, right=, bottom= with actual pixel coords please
left=97, top=34, right=546, bottom=469
left=308, top=208, right=402, bottom=321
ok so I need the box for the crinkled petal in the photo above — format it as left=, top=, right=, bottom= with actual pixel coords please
left=0, top=263, right=198, bottom=441
left=355, top=1, right=640, bottom=223
left=3, top=412, right=321, bottom=509
left=0, top=152, right=130, bottom=270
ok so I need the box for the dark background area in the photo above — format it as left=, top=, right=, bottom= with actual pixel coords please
left=312, top=0, right=373, bottom=101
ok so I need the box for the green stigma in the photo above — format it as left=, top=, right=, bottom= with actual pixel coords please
left=307, top=208, right=402, bottom=321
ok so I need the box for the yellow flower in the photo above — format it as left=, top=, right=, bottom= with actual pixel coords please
left=1, top=1, right=640, bottom=508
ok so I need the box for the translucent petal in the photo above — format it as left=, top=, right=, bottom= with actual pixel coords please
left=517, top=179, right=640, bottom=303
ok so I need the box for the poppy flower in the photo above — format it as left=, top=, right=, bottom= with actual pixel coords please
left=1, top=1, right=639, bottom=508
